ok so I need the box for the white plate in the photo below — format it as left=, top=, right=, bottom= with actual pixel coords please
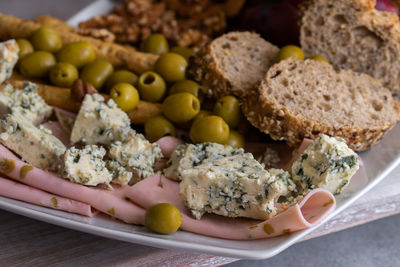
left=1, top=1, right=400, bottom=259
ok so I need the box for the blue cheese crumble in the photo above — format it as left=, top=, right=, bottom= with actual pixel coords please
left=106, top=160, right=133, bottom=186
left=0, top=39, right=18, bottom=84
left=291, top=134, right=359, bottom=195
left=63, top=145, right=112, bottom=187
left=108, top=131, right=162, bottom=184
left=180, top=153, right=297, bottom=220
left=0, top=113, right=66, bottom=170
left=164, top=142, right=244, bottom=181
left=258, top=147, right=280, bottom=167
left=0, top=82, right=52, bottom=125
left=70, top=94, right=131, bottom=145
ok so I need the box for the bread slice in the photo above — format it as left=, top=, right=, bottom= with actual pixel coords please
left=300, top=0, right=400, bottom=100
left=242, top=58, right=400, bottom=151
left=188, top=31, right=279, bottom=98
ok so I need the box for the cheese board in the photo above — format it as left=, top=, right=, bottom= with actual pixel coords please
left=0, top=0, right=400, bottom=261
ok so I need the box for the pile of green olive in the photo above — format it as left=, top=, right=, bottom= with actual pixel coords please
left=16, top=26, right=141, bottom=111
left=275, top=45, right=329, bottom=63
left=138, top=34, right=246, bottom=148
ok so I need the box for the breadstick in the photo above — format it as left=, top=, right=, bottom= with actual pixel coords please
left=0, top=13, right=157, bottom=74
left=6, top=73, right=162, bottom=125
left=35, top=15, right=75, bottom=33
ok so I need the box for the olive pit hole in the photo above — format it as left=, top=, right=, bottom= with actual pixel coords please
left=143, top=74, right=155, bottom=84
left=192, top=99, right=200, bottom=111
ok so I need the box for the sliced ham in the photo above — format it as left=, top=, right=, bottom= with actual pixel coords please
left=0, top=144, right=145, bottom=225
left=54, top=107, right=76, bottom=132
left=156, top=136, right=184, bottom=158
left=0, top=176, right=94, bottom=217
left=126, top=175, right=336, bottom=240
left=41, top=121, right=71, bottom=147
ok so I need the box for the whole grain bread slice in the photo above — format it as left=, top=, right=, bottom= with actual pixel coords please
left=188, top=31, right=279, bottom=98
left=300, top=0, right=400, bottom=100
left=242, top=58, right=400, bottom=151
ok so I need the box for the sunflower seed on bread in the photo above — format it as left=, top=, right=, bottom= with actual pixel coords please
left=242, top=58, right=400, bottom=151
left=300, top=0, right=400, bottom=100
left=188, top=31, right=279, bottom=98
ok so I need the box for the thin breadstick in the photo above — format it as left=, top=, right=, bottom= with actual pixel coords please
left=6, top=73, right=162, bottom=125
left=35, top=15, right=75, bottom=33
left=0, top=13, right=157, bottom=74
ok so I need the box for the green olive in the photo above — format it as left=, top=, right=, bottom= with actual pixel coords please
left=16, top=38, right=34, bottom=60
left=105, top=70, right=138, bottom=92
left=80, top=59, right=114, bottom=89
left=19, top=51, right=56, bottom=78
left=169, top=80, right=203, bottom=103
left=49, top=62, right=78, bottom=87
left=189, top=115, right=230, bottom=144
left=192, top=110, right=213, bottom=124
left=145, top=203, right=182, bottom=235
left=213, top=95, right=242, bottom=128
left=138, top=71, right=167, bottom=102
left=154, top=53, right=187, bottom=83
left=276, top=45, right=304, bottom=62
left=110, top=83, right=139, bottom=112
left=144, top=115, right=176, bottom=142
left=57, top=41, right=96, bottom=69
left=30, top=26, right=62, bottom=52
left=224, top=130, right=245, bottom=148
left=308, top=55, right=329, bottom=63
left=170, top=46, right=195, bottom=61
left=162, top=92, right=200, bottom=123
left=141, top=33, right=169, bottom=55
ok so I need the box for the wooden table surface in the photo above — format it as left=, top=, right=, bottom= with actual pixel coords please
left=2, top=1, right=400, bottom=266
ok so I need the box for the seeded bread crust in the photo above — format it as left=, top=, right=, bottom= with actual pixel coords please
left=242, top=58, right=400, bottom=151
left=188, top=31, right=279, bottom=98
left=300, top=0, right=400, bottom=100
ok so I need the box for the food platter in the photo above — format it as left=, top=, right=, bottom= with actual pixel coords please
left=0, top=0, right=400, bottom=260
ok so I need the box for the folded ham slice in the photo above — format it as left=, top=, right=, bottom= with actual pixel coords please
left=0, top=144, right=145, bottom=224
left=0, top=142, right=337, bottom=239
left=126, top=175, right=336, bottom=240
left=41, top=121, right=71, bottom=147
left=0, top=176, right=93, bottom=217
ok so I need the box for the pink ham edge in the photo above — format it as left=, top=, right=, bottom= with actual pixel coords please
left=0, top=176, right=94, bottom=217
left=54, top=107, right=76, bottom=132
left=156, top=136, right=184, bottom=158
left=41, top=121, right=71, bottom=147
left=0, top=144, right=145, bottom=225
left=126, top=175, right=336, bottom=240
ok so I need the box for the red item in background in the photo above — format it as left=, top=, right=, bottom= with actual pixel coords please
left=375, top=0, right=399, bottom=13
left=240, top=0, right=301, bottom=47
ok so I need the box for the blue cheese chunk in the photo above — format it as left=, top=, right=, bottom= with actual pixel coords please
left=180, top=153, right=295, bottom=220
left=291, top=134, right=359, bottom=195
left=70, top=94, right=131, bottom=145
left=164, top=142, right=244, bottom=181
left=258, top=147, right=280, bottom=167
left=0, top=39, right=18, bottom=84
left=109, top=131, right=162, bottom=183
left=106, top=160, right=133, bottom=186
left=268, top=168, right=297, bottom=205
left=0, top=82, right=52, bottom=125
left=63, top=145, right=112, bottom=187
left=0, top=114, right=66, bottom=170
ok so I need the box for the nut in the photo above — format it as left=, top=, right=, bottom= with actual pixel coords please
left=71, top=79, right=84, bottom=101
left=84, top=81, right=98, bottom=95
left=71, top=79, right=98, bottom=102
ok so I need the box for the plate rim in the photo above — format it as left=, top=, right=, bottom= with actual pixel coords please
left=1, top=0, right=400, bottom=260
